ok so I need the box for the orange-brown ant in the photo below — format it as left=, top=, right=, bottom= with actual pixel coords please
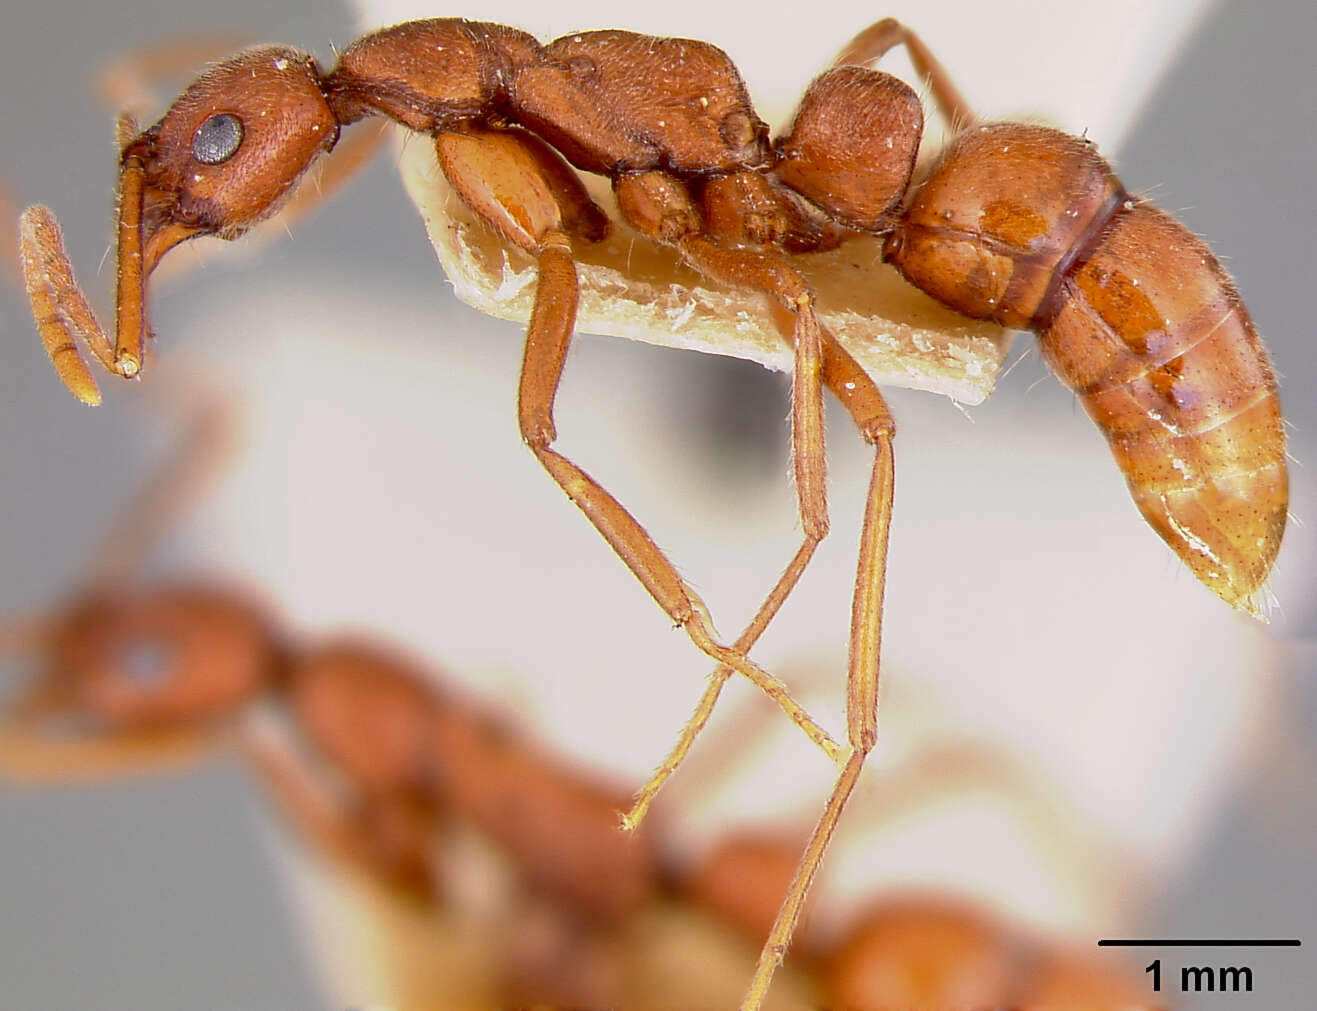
left=0, top=386, right=657, bottom=928
left=0, top=379, right=1151, bottom=1008
left=18, top=16, right=1286, bottom=1008
left=0, top=384, right=667, bottom=1011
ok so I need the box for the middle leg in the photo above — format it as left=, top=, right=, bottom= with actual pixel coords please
left=436, top=127, right=843, bottom=765
left=613, top=166, right=901, bottom=1000
left=613, top=171, right=844, bottom=826
left=740, top=343, right=896, bottom=1011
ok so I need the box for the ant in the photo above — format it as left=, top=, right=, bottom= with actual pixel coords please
left=3, top=558, right=1145, bottom=1007
left=0, top=376, right=1150, bottom=1008
left=0, top=380, right=664, bottom=1007
left=0, top=383, right=657, bottom=924
left=17, top=15, right=1287, bottom=1008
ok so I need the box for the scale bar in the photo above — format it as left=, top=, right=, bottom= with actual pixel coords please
left=1098, top=939, right=1301, bottom=947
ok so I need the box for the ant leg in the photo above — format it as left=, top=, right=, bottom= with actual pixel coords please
left=20, top=139, right=152, bottom=397
left=521, top=251, right=839, bottom=763
left=436, top=129, right=843, bottom=765
left=621, top=534, right=818, bottom=829
left=623, top=228, right=833, bottom=828
left=831, top=17, right=976, bottom=129
left=740, top=343, right=895, bottom=1011
left=617, top=170, right=904, bottom=831
left=678, top=237, right=828, bottom=542
left=21, top=205, right=121, bottom=404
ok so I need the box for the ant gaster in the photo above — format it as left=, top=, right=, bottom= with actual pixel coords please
left=18, top=16, right=1287, bottom=1010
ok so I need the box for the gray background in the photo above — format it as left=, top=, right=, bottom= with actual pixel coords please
left=1, top=1, right=1313, bottom=1007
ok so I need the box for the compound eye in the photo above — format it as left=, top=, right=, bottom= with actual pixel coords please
left=191, top=113, right=244, bottom=165
left=113, top=634, right=177, bottom=691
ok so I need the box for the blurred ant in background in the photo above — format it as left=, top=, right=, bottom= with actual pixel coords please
left=0, top=390, right=1148, bottom=1002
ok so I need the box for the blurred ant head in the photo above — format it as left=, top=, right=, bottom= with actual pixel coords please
left=9, top=587, right=273, bottom=737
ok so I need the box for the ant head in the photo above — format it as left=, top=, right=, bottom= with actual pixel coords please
left=121, top=46, right=338, bottom=277
left=774, top=66, right=923, bottom=233
left=44, top=587, right=273, bottom=730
